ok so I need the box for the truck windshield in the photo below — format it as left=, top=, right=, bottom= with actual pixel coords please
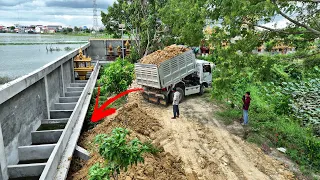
left=203, top=65, right=211, bottom=73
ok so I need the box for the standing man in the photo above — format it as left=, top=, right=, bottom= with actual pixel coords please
left=242, top=92, right=251, bottom=125
left=171, top=87, right=180, bottom=119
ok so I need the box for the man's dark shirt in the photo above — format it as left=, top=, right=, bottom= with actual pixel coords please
left=243, top=97, right=251, bottom=110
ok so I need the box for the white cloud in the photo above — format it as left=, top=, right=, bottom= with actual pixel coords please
left=30, top=0, right=46, bottom=7
left=0, top=0, right=112, bottom=28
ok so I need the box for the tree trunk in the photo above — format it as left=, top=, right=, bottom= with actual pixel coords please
left=144, top=29, right=150, bottom=57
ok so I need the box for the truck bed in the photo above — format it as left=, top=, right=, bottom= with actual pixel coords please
left=135, top=50, right=196, bottom=89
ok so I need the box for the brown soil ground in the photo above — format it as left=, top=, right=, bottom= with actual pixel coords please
left=68, top=102, right=187, bottom=180
left=140, top=45, right=190, bottom=66
left=69, top=81, right=296, bottom=180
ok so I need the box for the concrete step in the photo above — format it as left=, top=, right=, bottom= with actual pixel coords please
left=50, top=110, right=73, bottom=119
left=59, top=97, right=79, bottom=103
left=67, top=87, right=84, bottom=92
left=54, top=102, right=77, bottom=110
left=70, top=83, right=86, bottom=87
left=18, top=144, right=55, bottom=163
left=37, top=123, right=66, bottom=131
left=75, top=80, right=88, bottom=83
left=41, top=118, right=69, bottom=124
left=31, top=130, right=63, bottom=145
left=65, top=91, right=82, bottom=97
left=7, top=163, right=46, bottom=179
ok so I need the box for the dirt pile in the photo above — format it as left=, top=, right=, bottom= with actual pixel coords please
left=124, top=87, right=295, bottom=180
left=69, top=102, right=187, bottom=180
left=140, top=45, right=190, bottom=66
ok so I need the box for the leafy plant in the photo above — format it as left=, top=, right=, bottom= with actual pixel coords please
left=89, top=128, right=157, bottom=180
left=126, top=46, right=140, bottom=64
left=89, top=163, right=113, bottom=180
left=281, top=79, right=320, bottom=127
left=98, top=58, right=134, bottom=94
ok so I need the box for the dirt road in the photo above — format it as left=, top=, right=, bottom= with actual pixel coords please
left=130, top=91, right=294, bottom=180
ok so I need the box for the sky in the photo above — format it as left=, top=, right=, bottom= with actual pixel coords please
left=0, top=0, right=116, bottom=28
left=0, top=0, right=290, bottom=29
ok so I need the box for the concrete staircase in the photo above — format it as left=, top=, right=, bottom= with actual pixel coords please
left=7, top=80, right=88, bottom=180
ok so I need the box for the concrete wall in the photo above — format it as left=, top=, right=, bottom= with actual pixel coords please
left=0, top=43, right=90, bottom=179
left=87, top=39, right=132, bottom=60
left=0, top=79, right=46, bottom=165
left=47, top=68, right=63, bottom=109
left=62, top=60, right=73, bottom=94
left=0, top=124, right=8, bottom=180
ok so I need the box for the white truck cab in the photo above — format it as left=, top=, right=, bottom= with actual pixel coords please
left=183, top=59, right=213, bottom=97
left=196, top=59, right=213, bottom=87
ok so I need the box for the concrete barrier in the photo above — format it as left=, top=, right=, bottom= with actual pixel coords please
left=40, top=63, right=100, bottom=180
left=18, top=144, right=56, bottom=162
left=7, top=163, right=46, bottom=178
left=31, top=130, right=63, bottom=145
left=0, top=43, right=90, bottom=180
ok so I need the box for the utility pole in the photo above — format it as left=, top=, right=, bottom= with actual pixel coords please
left=119, top=24, right=125, bottom=60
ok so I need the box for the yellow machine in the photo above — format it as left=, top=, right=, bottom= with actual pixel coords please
left=73, top=48, right=94, bottom=80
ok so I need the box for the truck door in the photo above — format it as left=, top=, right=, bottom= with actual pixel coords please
left=202, top=64, right=212, bottom=85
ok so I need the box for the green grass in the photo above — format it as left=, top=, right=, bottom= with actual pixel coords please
left=216, top=109, right=240, bottom=125
left=212, top=78, right=320, bottom=177
left=216, top=104, right=320, bottom=176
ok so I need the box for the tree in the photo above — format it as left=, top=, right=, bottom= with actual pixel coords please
left=85, top=28, right=91, bottom=33
left=67, top=28, right=73, bottom=33
left=97, top=58, right=134, bottom=94
left=62, top=28, right=68, bottom=34
left=10, top=26, right=15, bottom=30
left=159, top=0, right=207, bottom=46
left=74, top=26, right=80, bottom=32
left=206, top=0, right=320, bottom=44
left=101, top=0, right=168, bottom=57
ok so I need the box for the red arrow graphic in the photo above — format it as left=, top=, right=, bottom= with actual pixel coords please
left=91, top=86, right=144, bottom=122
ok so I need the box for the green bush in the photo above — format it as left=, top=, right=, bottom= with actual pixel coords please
left=89, top=128, right=157, bottom=180
left=304, top=54, right=320, bottom=69
left=126, top=46, right=140, bottom=64
left=98, top=58, right=134, bottom=94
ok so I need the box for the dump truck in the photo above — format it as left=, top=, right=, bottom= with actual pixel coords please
left=135, top=49, right=213, bottom=105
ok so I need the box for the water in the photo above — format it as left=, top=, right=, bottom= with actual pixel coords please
left=0, top=34, right=89, bottom=78
left=0, top=33, right=89, bottom=44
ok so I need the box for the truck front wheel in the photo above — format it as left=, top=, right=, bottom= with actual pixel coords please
left=199, top=84, right=205, bottom=95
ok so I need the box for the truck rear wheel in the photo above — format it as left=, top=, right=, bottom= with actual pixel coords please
left=176, top=87, right=185, bottom=102
left=169, top=87, right=185, bottom=103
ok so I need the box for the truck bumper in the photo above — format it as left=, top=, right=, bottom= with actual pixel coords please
left=142, top=91, right=168, bottom=106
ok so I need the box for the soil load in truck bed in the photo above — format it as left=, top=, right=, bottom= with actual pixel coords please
left=140, top=45, right=190, bottom=66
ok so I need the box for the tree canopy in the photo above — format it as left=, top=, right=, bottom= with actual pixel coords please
left=101, top=0, right=320, bottom=55
left=101, top=0, right=167, bottom=56
left=206, top=0, right=320, bottom=49
left=159, top=0, right=207, bottom=46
